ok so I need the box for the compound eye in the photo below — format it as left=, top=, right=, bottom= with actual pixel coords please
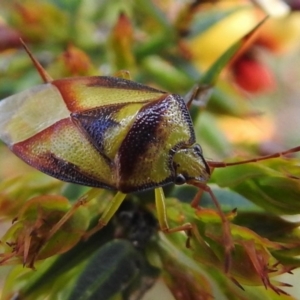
left=175, top=174, right=186, bottom=185
left=194, top=144, right=203, bottom=154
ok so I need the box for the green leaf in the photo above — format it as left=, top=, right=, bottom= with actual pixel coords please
left=140, top=55, right=192, bottom=91
left=194, top=111, right=233, bottom=158
left=67, top=240, right=150, bottom=300
left=232, top=212, right=300, bottom=239
left=212, top=159, right=300, bottom=215
left=206, top=82, right=256, bottom=117
left=16, top=225, right=116, bottom=300
left=189, top=6, right=247, bottom=38
left=197, top=17, right=267, bottom=86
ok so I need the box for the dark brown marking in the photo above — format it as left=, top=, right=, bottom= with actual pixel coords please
left=11, top=118, right=116, bottom=190
left=12, top=140, right=115, bottom=189
left=37, top=152, right=115, bottom=189
left=71, top=104, right=124, bottom=162
left=118, top=96, right=168, bottom=178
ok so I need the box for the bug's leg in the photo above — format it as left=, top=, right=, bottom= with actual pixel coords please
left=208, top=145, right=300, bottom=168
left=83, top=191, right=127, bottom=240
left=114, top=70, right=131, bottom=80
left=155, top=187, right=192, bottom=233
left=191, top=183, right=234, bottom=273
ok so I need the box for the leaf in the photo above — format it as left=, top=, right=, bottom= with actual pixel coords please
left=141, top=55, right=192, bottom=91
left=200, top=186, right=261, bottom=212
left=0, top=195, right=89, bottom=267
left=5, top=224, right=116, bottom=300
left=171, top=184, right=260, bottom=212
left=212, top=159, right=300, bottom=214
left=67, top=240, right=152, bottom=300
left=232, top=212, right=300, bottom=240
left=194, top=111, right=233, bottom=158
left=187, top=16, right=267, bottom=117
left=192, top=210, right=293, bottom=295
left=4, top=201, right=159, bottom=300
left=0, top=172, right=63, bottom=218
left=109, top=13, right=135, bottom=71
left=189, top=6, right=247, bottom=38
left=206, top=82, right=257, bottom=117
left=199, top=17, right=267, bottom=87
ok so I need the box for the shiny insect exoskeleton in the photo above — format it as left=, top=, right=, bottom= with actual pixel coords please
left=0, top=76, right=209, bottom=192
left=0, top=43, right=213, bottom=242
left=1, top=42, right=300, bottom=269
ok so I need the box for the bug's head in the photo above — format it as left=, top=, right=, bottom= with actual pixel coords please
left=172, top=144, right=210, bottom=186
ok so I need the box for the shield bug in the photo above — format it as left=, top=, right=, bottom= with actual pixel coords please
left=1, top=42, right=300, bottom=270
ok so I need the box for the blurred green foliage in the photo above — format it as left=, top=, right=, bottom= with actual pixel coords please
left=1, top=0, right=300, bottom=299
